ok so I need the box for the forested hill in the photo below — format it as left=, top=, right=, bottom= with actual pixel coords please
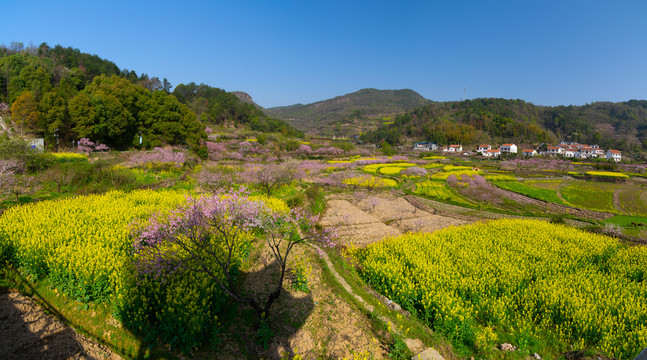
left=268, top=88, right=431, bottom=136
left=0, top=42, right=300, bottom=151
left=173, top=85, right=302, bottom=137
left=360, top=98, right=647, bottom=155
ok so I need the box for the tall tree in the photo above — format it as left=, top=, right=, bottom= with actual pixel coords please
left=11, top=91, right=39, bottom=135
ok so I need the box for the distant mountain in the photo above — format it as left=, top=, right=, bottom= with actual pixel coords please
left=268, top=88, right=431, bottom=136
left=173, top=85, right=302, bottom=137
left=231, top=91, right=285, bottom=120
left=361, top=98, right=647, bottom=156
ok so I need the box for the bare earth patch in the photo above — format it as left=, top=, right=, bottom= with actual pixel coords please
left=212, top=245, right=388, bottom=359
left=320, top=193, right=466, bottom=246
left=0, top=290, right=121, bottom=360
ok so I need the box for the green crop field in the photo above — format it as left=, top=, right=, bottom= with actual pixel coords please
left=559, top=181, right=619, bottom=213
left=616, top=188, right=647, bottom=216
left=493, top=181, right=569, bottom=206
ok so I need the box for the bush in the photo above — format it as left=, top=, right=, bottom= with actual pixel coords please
left=0, top=137, right=53, bottom=173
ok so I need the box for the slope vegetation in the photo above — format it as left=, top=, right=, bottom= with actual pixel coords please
left=269, top=88, right=430, bottom=136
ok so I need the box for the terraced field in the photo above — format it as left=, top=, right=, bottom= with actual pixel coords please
left=559, top=181, right=620, bottom=214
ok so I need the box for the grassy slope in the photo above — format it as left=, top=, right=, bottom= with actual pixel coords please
left=268, top=88, right=430, bottom=134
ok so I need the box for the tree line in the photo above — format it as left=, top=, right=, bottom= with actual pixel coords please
left=361, top=98, right=647, bottom=154
left=0, top=42, right=301, bottom=151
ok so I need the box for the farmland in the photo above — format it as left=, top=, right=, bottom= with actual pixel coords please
left=1, top=140, right=647, bottom=359
left=353, top=219, right=647, bottom=359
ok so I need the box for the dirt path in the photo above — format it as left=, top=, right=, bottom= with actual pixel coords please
left=0, top=290, right=121, bottom=360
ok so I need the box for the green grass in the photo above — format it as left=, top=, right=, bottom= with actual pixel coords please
left=616, top=188, right=647, bottom=216
left=0, top=266, right=174, bottom=359
left=560, top=181, right=619, bottom=213
left=603, top=215, right=647, bottom=226
left=493, top=181, right=569, bottom=206
left=603, top=215, right=647, bottom=237
left=525, top=180, right=564, bottom=190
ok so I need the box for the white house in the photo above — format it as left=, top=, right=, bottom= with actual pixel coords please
left=562, top=148, right=577, bottom=158
left=546, top=146, right=563, bottom=156
left=500, top=144, right=517, bottom=154
left=443, top=144, right=462, bottom=152
left=595, top=148, right=605, bottom=156
left=522, top=149, right=537, bottom=157
left=580, top=147, right=595, bottom=158
left=27, top=138, right=44, bottom=151
left=413, top=141, right=438, bottom=151
left=477, top=144, right=491, bottom=153
left=484, top=149, right=501, bottom=157
left=606, top=149, right=622, bottom=162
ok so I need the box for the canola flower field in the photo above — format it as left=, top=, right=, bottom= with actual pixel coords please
left=353, top=219, right=647, bottom=359
left=0, top=189, right=190, bottom=301
left=343, top=175, right=398, bottom=188
left=0, top=189, right=290, bottom=351
left=413, top=180, right=473, bottom=206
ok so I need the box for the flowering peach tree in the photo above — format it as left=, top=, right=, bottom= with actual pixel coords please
left=131, top=191, right=335, bottom=324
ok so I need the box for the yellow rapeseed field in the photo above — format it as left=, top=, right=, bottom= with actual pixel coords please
left=0, top=189, right=189, bottom=301
left=354, top=219, right=647, bottom=359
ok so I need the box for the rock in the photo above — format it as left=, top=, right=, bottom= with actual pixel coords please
left=411, top=347, right=445, bottom=360
left=403, top=338, right=425, bottom=355
left=385, top=298, right=402, bottom=311
left=498, top=343, right=517, bottom=351
left=532, top=353, right=542, bottom=359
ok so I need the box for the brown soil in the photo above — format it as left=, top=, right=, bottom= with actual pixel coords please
left=210, top=245, right=388, bottom=359
left=319, top=193, right=466, bottom=246
left=0, top=289, right=121, bottom=360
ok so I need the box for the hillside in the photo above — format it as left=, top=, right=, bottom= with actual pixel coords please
left=361, top=98, right=647, bottom=156
left=268, top=88, right=431, bottom=137
left=0, top=42, right=300, bottom=150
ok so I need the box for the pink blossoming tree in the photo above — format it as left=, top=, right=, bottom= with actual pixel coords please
left=131, top=192, right=336, bottom=324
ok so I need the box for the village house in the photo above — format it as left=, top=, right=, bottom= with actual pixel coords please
left=522, top=149, right=537, bottom=157
left=500, top=144, right=517, bottom=154
left=484, top=149, right=500, bottom=157
left=544, top=146, right=563, bottom=156
left=412, top=141, right=438, bottom=151
left=606, top=149, right=622, bottom=162
left=477, top=144, right=491, bottom=153
left=442, top=144, right=462, bottom=153
left=580, top=147, right=596, bottom=158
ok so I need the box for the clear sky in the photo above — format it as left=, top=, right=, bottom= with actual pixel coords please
left=1, top=0, right=646, bottom=108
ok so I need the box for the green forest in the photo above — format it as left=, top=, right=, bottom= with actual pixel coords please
left=0, top=42, right=300, bottom=152
left=360, top=98, right=647, bottom=155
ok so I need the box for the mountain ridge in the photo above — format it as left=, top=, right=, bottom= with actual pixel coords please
left=267, top=88, right=431, bottom=136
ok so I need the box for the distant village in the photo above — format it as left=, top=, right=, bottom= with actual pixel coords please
left=412, top=141, right=623, bottom=162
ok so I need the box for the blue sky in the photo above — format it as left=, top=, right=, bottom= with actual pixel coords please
left=1, top=0, right=646, bottom=107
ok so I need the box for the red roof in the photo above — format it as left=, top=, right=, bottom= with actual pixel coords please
left=609, top=149, right=621, bottom=154
left=479, top=144, right=490, bottom=148
left=449, top=144, right=461, bottom=148
left=522, top=149, right=535, bottom=152
left=487, top=149, right=500, bottom=153
left=501, top=144, right=515, bottom=146
left=547, top=146, right=560, bottom=150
